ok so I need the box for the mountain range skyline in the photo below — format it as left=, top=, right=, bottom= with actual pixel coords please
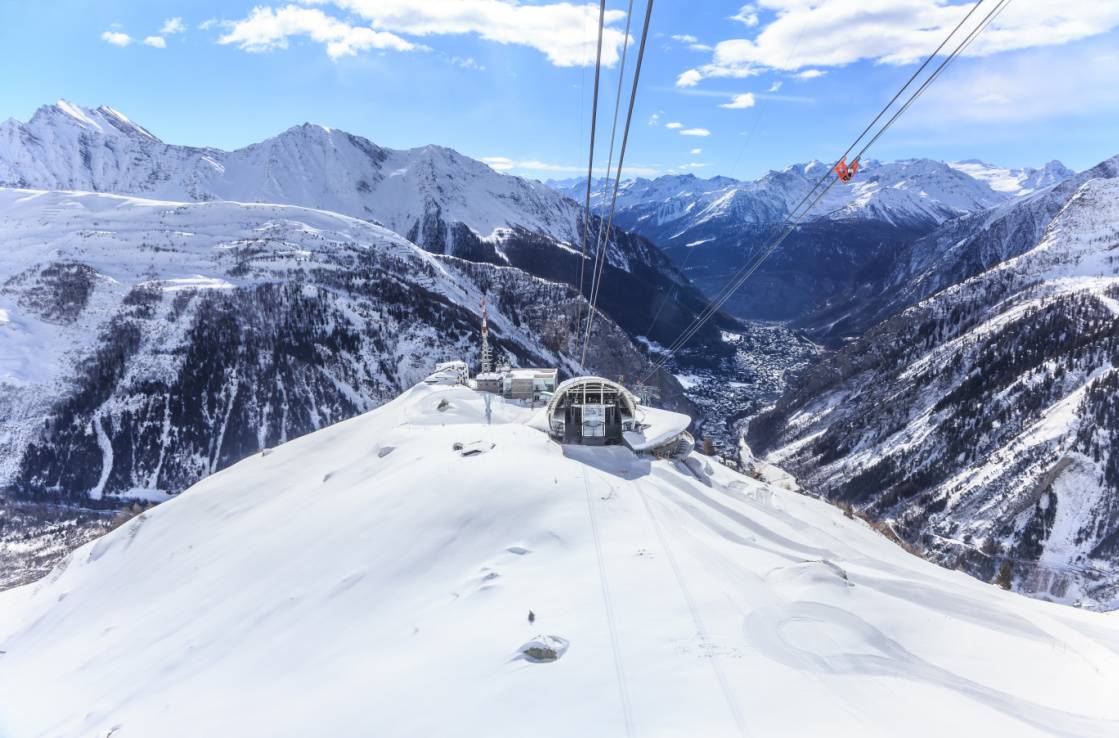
left=0, top=98, right=1082, bottom=189
left=3, top=2, right=1117, bottom=179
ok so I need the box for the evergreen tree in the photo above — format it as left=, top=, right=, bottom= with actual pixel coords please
left=995, top=561, right=1013, bottom=590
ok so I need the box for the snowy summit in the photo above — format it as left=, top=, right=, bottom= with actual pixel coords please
left=1, top=383, right=1116, bottom=737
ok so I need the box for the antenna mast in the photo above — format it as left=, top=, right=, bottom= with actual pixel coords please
left=480, top=297, right=493, bottom=374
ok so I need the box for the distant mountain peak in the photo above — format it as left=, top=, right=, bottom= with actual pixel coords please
left=24, top=99, right=163, bottom=143
left=552, top=154, right=1069, bottom=235
left=0, top=101, right=577, bottom=244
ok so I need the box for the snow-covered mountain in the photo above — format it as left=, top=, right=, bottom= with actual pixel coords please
left=0, top=188, right=685, bottom=509
left=748, top=172, right=1119, bottom=608
left=2, top=382, right=1117, bottom=738
left=948, top=159, right=1076, bottom=197
left=551, top=158, right=1076, bottom=325
left=804, top=155, right=1119, bottom=340
left=551, top=157, right=1064, bottom=236
left=0, top=101, right=725, bottom=352
left=1, top=101, right=577, bottom=243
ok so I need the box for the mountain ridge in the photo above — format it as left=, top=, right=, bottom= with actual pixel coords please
left=0, top=100, right=728, bottom=353
left=549, top=157, right=1076, bottom=329
left=801, top=154, right=1119, bottom=340
left=549, top=155, right=1073, bottom=233
left=747, top=172, right=1119, bottom=608
left=0, top=188, right=688, bottom=504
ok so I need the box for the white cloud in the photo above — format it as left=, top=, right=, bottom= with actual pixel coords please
left=676, top=69, right=703, bottom=87
left=730, top=4, right=759, bottom=27
left=680, top=128, right=711, bottom=137
left=449, top=56, right=484, bottom=70
left=679, top=162, right=708, bottom=169
left=332, top=0, right=631, bottom=66
left=665, top=121, right=683, bottom=129
left=975, top=92, right=1010, bottom=104
left=767, top=80, right=782, bottom=92
left=199, top=19, right=219, bottom=31
left=161, top=17, right=186, bottom=35
left=647, top=112, right=661, bottom=126
left=671, top=33, right=712, bottom=52
left=481, top=156, right=660, bottom=177
left=720, top=92, right=756, bottom=109
left=143, top=36, right=167, bottom=48
left=795, top=69, right=825, bottom=80
left=690, top=148, right=702, bottom=155
left=482, top=156, right=522, bottom=171
left=226, top=1, right=632, bottom=67
left=900, top=41, right=1119, bottom=126
left=101, top=30, right=132, bottom=47
left=679, top=0, right=1119, bottom=87
left=218, top=6, right=418, bottom=59
left=665, top=84, right=814, bottom=104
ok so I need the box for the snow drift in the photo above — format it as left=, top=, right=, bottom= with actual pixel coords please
left=0, top=384, right=1117, bottom=738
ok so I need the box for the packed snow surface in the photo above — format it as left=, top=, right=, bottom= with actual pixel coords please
left=1, top=384, right=1118, bottom=738
left=622, top=404, right=692, bottom=452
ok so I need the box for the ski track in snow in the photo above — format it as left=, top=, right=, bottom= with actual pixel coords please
left=89, top=413, right=112, bottom=501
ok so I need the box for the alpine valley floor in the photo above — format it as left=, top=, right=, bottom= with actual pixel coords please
left=0, top=385, right=1117, bottom=738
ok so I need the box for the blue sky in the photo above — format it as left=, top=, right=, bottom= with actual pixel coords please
left=1, top=0, right=1117, bottom=180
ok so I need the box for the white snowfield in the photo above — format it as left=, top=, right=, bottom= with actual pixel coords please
left=621, top=404, right=692, bottom=452
left=1, top=384, right=1117, bottom=738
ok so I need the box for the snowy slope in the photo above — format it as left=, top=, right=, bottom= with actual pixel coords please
left=1, top=382, right=1117, bottom=738
left=749, top=175, right=1119, bottom=608
left=948, top=160, right=1076, bottom=197
left=0, top=188, right=683, bottom=504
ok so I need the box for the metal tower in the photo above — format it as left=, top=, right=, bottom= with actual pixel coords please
left=480, top=297, right=493, bottom=374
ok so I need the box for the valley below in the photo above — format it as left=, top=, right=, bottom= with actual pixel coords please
left=1, top=101, right=1117, bottom=615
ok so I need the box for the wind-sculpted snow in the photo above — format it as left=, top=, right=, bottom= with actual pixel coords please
left=0, top=383, right=1116, bottom=737
left=749, top=176, right=1119, bottom=609
left=0, top=189, right=686, bottom=511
